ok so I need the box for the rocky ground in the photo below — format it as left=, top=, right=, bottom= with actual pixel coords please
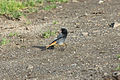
left=0, top=0, right=120, bottom=80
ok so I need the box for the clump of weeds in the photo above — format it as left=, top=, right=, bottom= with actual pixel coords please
left=0, top=38, right=10, bottom=46
left=43, top=4, right=56, bottom=10
left=0, top=0, right=69, bottom=20
left=42, top=30, right=56, bottom=38
left=53, top=21, right=59, bottom=24
left=8, top=32, right=18, bottom=37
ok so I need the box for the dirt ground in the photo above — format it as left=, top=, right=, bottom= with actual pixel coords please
left=0, top=0, right=120, bottom=80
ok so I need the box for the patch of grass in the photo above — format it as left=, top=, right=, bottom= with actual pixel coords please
left=23, top=0, right=35, bottom=7
left=0, top=38, right=10, bottom=45
left=42, top=30, right=56, bottom=38
left=47, top=0, right=68, bottom=3
left=0, top=0, right=25, bottom=18
left=115, top=55, right=120, bottom=70
left=25, top=20, right=32, bottom=25
left=12, top=11, right=24, bottom=19
left=43, top=4, right=56, bottom=10
left=117, top=54, right=120, bottom=59
left=0, top=0, right=68, bottom=19
left=0, top=0, right=43, bottom=19
left=53, top=21, right=59, bottom=24
left=23, top=0, right=44, bottom=7
left=28, top=7, right=38, bottom=13
left=116, top=64, right=120, bottom=70
left=9, top=32, right=17, bottom=37
left=58, top=0, right=68, bottom=3
left=36, top=0, right=44, bottom=3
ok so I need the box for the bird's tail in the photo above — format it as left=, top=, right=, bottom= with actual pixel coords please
left=46, top=41, right=57, bottom=49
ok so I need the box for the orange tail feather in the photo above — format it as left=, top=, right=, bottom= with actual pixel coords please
left=46, top=41, right=57, bottom=49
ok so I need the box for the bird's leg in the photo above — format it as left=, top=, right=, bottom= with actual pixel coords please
left=64, top=43, right=67, bottom=48
left=61, top=43, right=67, bottom=48
left=58, top=43, right=67, bottom=51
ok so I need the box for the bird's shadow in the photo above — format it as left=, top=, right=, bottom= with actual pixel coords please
left=32, top=45, right=54, bottom=51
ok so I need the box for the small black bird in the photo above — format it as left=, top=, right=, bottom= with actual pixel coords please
left=109, top=22, right=115, bottom=28
left=46, top=28, right=68, bottom=49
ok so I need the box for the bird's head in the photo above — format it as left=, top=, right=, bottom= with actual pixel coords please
left=61, top=28, right=68, bottom=37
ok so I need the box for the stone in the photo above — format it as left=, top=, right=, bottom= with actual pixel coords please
left=82, top=32, right=89, bottom=36
left=27, top=65, right=34, bottom=70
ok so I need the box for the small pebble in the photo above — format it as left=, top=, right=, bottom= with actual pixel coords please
left=113, top=22, right=120, bottom=28
left=109, top=22, right=120, bottom=28
left=72, top=0, right=78, bottom=2
left=27, top=65, right=34, bottom=70
left=82, top=32, right=89, bottom=36
left=26, top=78, right=38, bottom=80
left=71, top=63, right=77, bottom=66
left=98, top=0, right=104, bottom=4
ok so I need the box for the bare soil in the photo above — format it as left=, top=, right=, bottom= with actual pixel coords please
left=0, top=0, right=120, bottom=80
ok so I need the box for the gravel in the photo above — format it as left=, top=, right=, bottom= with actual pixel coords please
left=0, top=0, right=120, bottom=80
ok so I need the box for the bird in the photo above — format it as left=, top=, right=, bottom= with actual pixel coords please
left=46, top=28, right=68, bottom=49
